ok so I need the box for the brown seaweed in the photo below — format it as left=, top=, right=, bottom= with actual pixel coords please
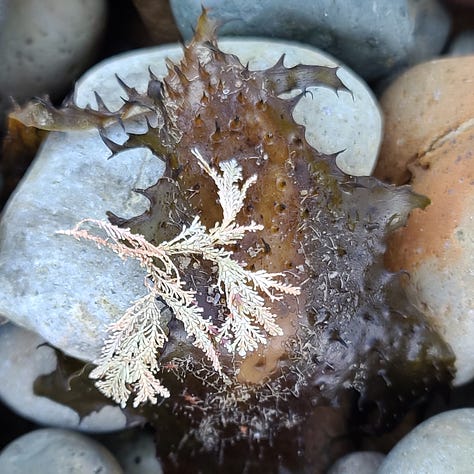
left=21, top=10, right=456, bottom=474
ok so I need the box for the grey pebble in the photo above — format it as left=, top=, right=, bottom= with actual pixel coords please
left=327, top=451, right=384, bottom=474
left=0, top=428, right=123, bottom=474
left=378, top=409, right=474, bottom=474
left=0, top=323, right=142, bottom=432
left=0, top=0, right=107, bottom=127
left=170, top=0, right=451, bottom=80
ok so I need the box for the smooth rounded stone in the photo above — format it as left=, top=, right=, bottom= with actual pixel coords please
left=447, top=30, right=474, bottom=56
left=378, top=409, right=474, bottom=473
left=100, top=430, right=163, bottom=474
left=0, top=0, right=6, bottom=24
left=327, top=451, right=384, bottom=474
left=375, top=56, right=474, bottom=184
left=0, top=128, right=165, bottom=361
left=375, top=56, right=474, bottom=386
left=0, top=323, right=142, bottom=432
left=385, top=125, right=474, bottom=386
left=0, top=40, right=381, bottom=362
left=0, top=428, right=123, bottom=474
left=0, top=0, right=107, bottom=126
left=170, top=0, right=450, bottom=81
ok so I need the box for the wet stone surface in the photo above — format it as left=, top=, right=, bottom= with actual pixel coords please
left=0, top=428, right=123, bottom=474
left=171, top=0, right=451, bottom=80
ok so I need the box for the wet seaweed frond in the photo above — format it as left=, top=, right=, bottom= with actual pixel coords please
left=59, top=148, right=300, bottom=407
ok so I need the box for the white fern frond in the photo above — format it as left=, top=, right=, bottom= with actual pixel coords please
left=88, top=292, right=170, bottom=407
left=192, top=148, right=257, bottom=228
left=60, top=148, right=300, bottom=407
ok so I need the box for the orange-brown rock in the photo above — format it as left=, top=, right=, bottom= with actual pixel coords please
left=375, top=56, right=474, bottom=185
left=379, top=56, right=474, bottom=385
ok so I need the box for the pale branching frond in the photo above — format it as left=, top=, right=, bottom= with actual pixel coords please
left=192, top=148, right=257, bottom=228
left=60, top=148, right=300, bottom=407
left=89, top=292, right=170, bottom=407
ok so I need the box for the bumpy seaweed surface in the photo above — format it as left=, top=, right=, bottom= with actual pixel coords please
left=13, top=12, right=455, bottom=474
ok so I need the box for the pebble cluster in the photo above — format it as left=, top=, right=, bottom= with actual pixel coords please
left=0, top=0, right=473, bottom=472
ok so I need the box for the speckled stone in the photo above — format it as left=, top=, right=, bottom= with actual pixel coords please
left=171, top=0, right=451, bottom=80
left=375, top=56, right=474, bottom=184
left=0, top=125, right=164, bottom=362
left=0, top=0, right=107, bottom=126
left=378, top=409, right=474, bottom=473
left=0, top=428, right=123, bottom=473
left=0, top=40, right=381, bottom=362
left=0, top=323, right=143, bottom=432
